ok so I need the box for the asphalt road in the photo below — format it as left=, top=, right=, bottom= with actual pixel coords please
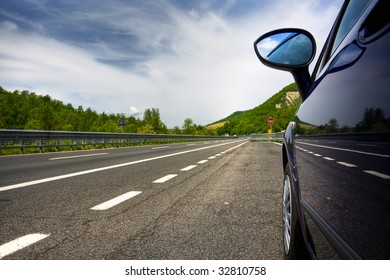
left=0, top=140, right=284, bottom=260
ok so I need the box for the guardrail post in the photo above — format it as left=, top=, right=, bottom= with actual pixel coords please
left=39, top=140, right=43, bottom=153
left=20, top=139, right=23, bottom=154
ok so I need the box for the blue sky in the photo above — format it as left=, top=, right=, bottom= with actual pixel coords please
left=0, top=0, right=343, bottom=128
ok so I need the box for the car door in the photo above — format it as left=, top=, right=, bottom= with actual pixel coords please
left=294, top=0, right=390, bottom=259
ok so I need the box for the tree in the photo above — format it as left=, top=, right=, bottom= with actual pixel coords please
left=325, top=118, right=339, bottom=133
left=182, top=118, right=195, bottom=134
left=171, top=126, right=182, bottom=135
left=141, top=108, right=167, bottom=134
left=183, top=118, right=193, bottom=129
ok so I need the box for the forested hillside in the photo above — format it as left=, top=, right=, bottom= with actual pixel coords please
left=216, top=83, right=301, bottom=135
left=208, top=111, right=244, bottom=126
left=0, top=87, right=214, bottom=135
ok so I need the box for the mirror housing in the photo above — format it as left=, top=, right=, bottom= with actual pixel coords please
left=254, top=28, right=316, bottom=101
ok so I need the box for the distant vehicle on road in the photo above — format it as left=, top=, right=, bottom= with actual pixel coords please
left=254, top=0, right=389, bottom=259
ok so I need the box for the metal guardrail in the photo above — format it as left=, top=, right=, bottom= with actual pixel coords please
left=250, top=132, right=284, bottom=142
left=0, top=129, right=238, bottom=155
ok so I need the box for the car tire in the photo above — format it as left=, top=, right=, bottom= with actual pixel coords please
left=283, top=163, right=308, bottom=259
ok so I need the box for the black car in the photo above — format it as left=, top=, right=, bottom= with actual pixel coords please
left=254, top=0, right=389, bottom=259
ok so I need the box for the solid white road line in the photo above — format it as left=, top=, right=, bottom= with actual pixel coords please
left=0, top=140, right=248, bottom=193
left=91, top=191, right=142, bottom=210
left=153, top=174, right=178, bottom=183
left=49, top=153, right=108, bottom=161
left=0, top=233, right=49, bottom=259
left=180, top=165, right=197, bottom=171
left=337, top=161, right=357, bottom=168
left=197, top=160, right=208, bottom=164
left=364, top=170, right=390, bottom=180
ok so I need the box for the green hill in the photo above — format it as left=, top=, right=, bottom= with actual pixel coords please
left=208, top=111, right=244, bottom=126
left=216, top=83, right=301, bottom=135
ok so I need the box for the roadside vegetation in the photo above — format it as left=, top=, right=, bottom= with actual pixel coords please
left=0, top=83, right=300, bottom=136
left=0, top=87, right=215, bottom=135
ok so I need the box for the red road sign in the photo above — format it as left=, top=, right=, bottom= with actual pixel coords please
left=268, top=117, right=274, bottom=125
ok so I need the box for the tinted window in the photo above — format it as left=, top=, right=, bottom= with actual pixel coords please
left=330, top=0, right=371, bottom=55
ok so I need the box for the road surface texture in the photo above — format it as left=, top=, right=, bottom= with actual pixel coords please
left=0, top=140, right=283, bottom=259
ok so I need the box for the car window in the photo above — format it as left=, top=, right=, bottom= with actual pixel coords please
left=314, top=0, right=371, bottom=77
left=330, top=0, right=371, bottom=55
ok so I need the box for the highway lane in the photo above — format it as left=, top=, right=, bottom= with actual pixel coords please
left=0, top=140, right=284, bottom=259
left=0, top=139, right=241, bottom=189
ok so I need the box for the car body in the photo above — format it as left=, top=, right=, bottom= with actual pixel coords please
left=254, top=0, right=389, bottom=259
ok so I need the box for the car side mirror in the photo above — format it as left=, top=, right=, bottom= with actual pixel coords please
left=254, top=28, right=316, bottom=101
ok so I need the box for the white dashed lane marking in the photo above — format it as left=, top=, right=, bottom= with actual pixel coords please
left=153, top=174, right=178, bottom=183
left=152, top=146, right=170, bottom=150
left=91, top=191, right=142, bottom=210
left=323, top=157, right=335, bottom=161
left=180, top=165, right=197, bottom=171
left=0, top=233, right=50, bottom=259
left=197, top=160, right=208, bottom=164
left=337, top=162, right=357, bottom=168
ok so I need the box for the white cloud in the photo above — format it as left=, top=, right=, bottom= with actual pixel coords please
left=256, top=37, right=279, bottom=57
left=129, top=106, right=142, bottom=117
